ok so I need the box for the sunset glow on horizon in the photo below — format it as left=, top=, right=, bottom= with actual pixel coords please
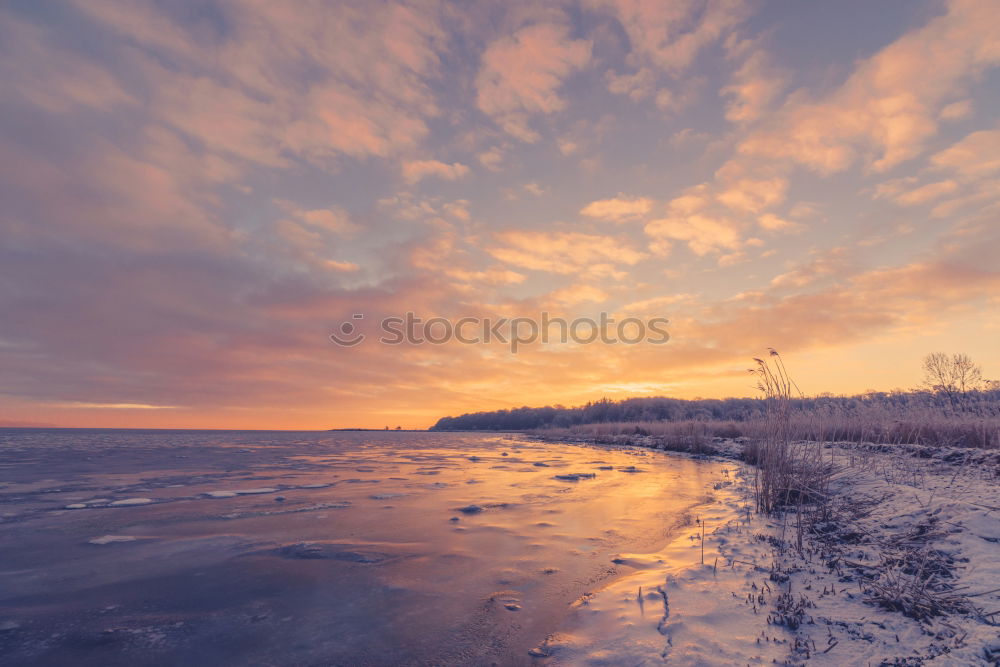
left=2, top=0, right=999, bottom=430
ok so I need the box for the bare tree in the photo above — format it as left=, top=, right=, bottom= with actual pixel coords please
left=921, top=352, right=985, bottom=408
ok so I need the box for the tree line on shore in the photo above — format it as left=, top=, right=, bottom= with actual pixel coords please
left=431, top=353, right=998, bottom=431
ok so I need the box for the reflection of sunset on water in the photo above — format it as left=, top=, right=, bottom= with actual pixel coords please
left=0, top=430, right=722, bottom=664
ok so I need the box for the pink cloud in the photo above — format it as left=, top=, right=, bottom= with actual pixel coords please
left=0, top=16, right=135, bottom=114
left=476, top=21, right=591, bottom=141
left=580, top=195, right=654, bottom=222
left=721, top=35, right=786, bottom=124
left=592, top=0, right=747, bottom=73
left=73, top=0, right=449, bottom=167
left=738, top=0, right=1000, bottom=173
left=401, top=159, right=471, bottom=185
left=930, top=126, right=1000, bottom=179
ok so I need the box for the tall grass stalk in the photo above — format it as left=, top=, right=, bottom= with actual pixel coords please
left=746, top=349, right=801, bottom=513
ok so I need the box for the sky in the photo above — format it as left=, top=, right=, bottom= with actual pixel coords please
left=1, top=0, right=999, bottom=429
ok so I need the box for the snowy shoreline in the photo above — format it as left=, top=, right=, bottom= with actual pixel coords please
left=532, top=436, right=1000, bottom=665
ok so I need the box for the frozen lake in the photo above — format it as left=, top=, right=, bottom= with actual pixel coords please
left=0, top=429, right=723, bottom=665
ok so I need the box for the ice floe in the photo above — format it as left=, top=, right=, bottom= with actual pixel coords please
left=109, top=498, right=153, bottom=506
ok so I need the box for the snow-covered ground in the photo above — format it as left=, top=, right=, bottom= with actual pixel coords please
left=776, top=442, right=1000, bottom=666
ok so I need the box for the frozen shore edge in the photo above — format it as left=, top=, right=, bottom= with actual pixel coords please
left=529, top=435, right=1000, bottom=665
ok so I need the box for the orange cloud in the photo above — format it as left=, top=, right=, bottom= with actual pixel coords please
left=646, top=214, right=742, bottom=256
left=488, top=230, right=646, bottom=273
left=325, top=260, right=361, bottom=272
left=645, top=186, right=746, bottom=256
left=770, top=247, right=852, bottom=288
left=874, top=178, right=960, bottom=206
left=548, top=284, right=610, bottom=306
left=275, top=200, right=359, bottom=235
left=580, top=195, right=654, bottom=222
left=717, top=177, right=788, bottom=214
left=757, top=214, right=803, bottom=233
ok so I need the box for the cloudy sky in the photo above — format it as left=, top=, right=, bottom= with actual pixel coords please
left=2, top=0, right=999, bottom=429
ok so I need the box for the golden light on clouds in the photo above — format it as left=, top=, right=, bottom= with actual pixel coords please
left=1, top=0, right=999, bottom=428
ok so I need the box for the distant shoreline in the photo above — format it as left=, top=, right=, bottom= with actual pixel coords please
left=0, top=426, right=427, bottom=433
left=327, top=428, right=427, bottom=432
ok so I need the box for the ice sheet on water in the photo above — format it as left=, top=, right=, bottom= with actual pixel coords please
left=0, top=429, right=726, bottom=666
left=109, top=498, right=153, bottom=506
